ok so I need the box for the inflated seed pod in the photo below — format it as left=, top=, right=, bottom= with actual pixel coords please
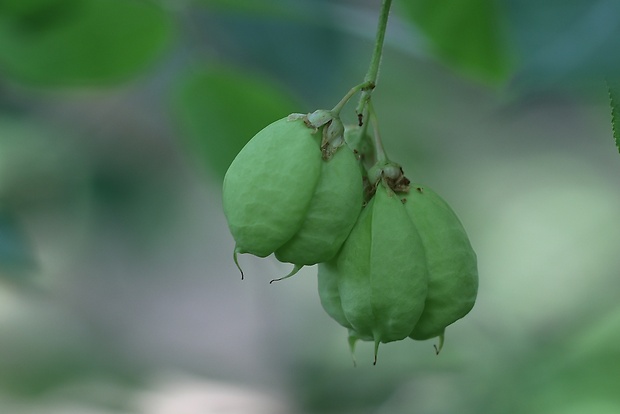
left=404, top=185, right=478, bottom=342
left=275, top=144, right=363, bottom=265
left=223, top=116, right=322, bottom=258
left=222, top=113, right=363, bottom=273
left=327, top=182, right=428, bottom=360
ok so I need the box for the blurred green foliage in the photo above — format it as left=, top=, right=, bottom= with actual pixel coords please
left=0, top=0, right=619, bottom=413
left=174, top=65, right=300, bottom=178
left=0, top=208, right=35, bottom=276
left=0, top=0, right=171, bottom=85
left=505, top=0, right=620, bottom=90
left=398, top=0, right=511, bottom=82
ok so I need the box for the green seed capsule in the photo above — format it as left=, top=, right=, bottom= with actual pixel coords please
left=405, top=185, right=478, bottom=341
left=275, top=145, right=362, bottom=265
left=325, top=182, right=428, bottom=360
left=222, top=114, right=363, bottom=274
left=223, top=117, right=322, bottom=258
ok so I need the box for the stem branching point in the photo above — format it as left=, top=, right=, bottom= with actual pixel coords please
left=332, top=81, right=373, bottom=115
left=356, top=0, right=392, bottom=122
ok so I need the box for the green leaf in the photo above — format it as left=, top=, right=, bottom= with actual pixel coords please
left=0, top=0, right=173, bottom=86
left=397, top=0, right=511, bottom=82
left=173, top=65, right=301, bottom=179
left=609, top=80, right=620, bottom=154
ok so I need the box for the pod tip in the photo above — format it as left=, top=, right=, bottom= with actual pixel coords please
left=269, top=263, right=303, bottom=284
left=373, top=337, right=380, bottom=365
left=434, top=331, right=445, bottom=355
left=233, top=247, right=244, bottom=280
left=347, top=333, right=359, bottom=367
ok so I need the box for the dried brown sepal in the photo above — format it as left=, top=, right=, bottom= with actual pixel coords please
left=384, top=166, right=410, bottom=193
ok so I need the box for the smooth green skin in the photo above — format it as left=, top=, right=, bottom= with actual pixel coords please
left=317, top=260, right=355, bottom=331
left=223, top=117, right=322, bottom=258
left=337, top=183, right=429, bottom=346
left=275, top=145, right=363, bottom=265
left=405, top=185, right=478, bottom=340
left=318, top=261, right=366, bottom=364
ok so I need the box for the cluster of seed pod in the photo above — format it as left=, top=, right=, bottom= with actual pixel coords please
left=318, top=161, right=478, bottom=363
left=222, top=111, right=478, bottom=363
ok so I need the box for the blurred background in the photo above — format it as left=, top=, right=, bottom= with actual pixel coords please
left=1, top=0, right=620, bottom=413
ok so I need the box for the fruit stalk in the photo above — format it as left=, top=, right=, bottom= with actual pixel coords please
left=356, top=0, right=393, bottom=119
left=332, top=81, right=374, bottom=115
left=367, top=99, right=387, bottom=163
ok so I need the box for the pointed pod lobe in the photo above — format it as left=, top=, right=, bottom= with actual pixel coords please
left=405, top=185, right=478, bottom=340
left=336, top=183, right=428, bottom=346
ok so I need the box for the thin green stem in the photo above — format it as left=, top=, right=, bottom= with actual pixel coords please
left=358, top=106, right=370, bottom=141
left=331, top=81, right=373, bottom=115
left=367, top=99, right=387, bottom=163
left=365, top=0, right=392, bottom=85
left=356, top=0, right=393, bottom=119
